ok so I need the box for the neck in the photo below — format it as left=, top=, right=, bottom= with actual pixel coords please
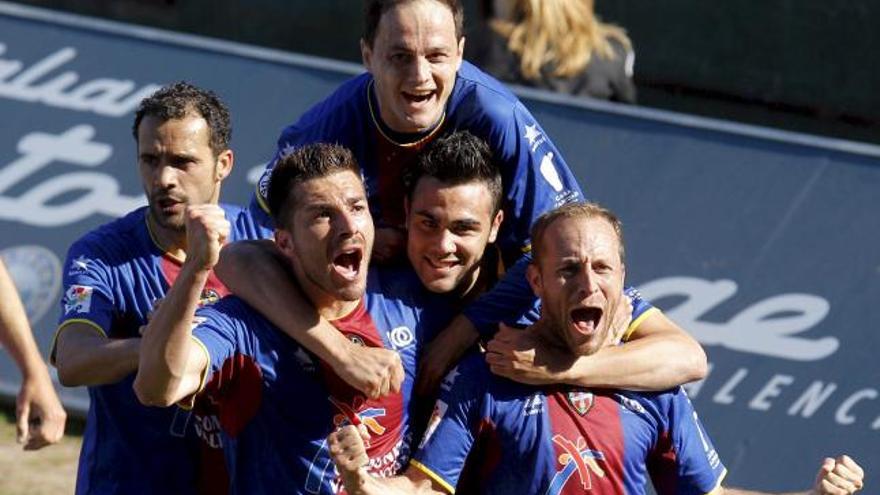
left=532, top=318, right=568, bottom=354
left=146, top=212, right=187, bottom=261
left=455, top=249, right=499, bottom=307
left=317, top=297, right=361, bottom=321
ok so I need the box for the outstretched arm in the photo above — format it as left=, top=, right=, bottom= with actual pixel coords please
left=721, top=455, right=864, bottom=495
left=133, top=205, right=224, bottom=407
left=215, top=240, right=404, bottom=398
left=0, top=260, right=66, bottom=449
left=486, top=309, right=707, bottom=391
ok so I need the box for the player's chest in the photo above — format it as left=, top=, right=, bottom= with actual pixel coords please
left=495, top=392, right=655, bottom=495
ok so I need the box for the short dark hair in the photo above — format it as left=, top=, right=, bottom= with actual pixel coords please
left=132, top=81, right=232, bottom=157
left=403, top=131, right=503, bottom=214
left=267, top=143, right=362, bottom=227
left=363, top=0, right=464, bottom=47
left=530, top=202, right=625, bottom=265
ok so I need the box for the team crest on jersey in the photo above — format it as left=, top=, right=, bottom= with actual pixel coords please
left=567, top=391, right=594, bottom=416
left=549, top=434, right=606, bottom=493
left=199, top=288, right=221, bottom=306
left=440, top=365, right=460, bottom=392
left=329, top=396, right=387, bottom=436
left=63, top=284, right=94, bottom=314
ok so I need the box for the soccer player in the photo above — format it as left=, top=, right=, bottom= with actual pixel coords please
left=228, top=0, right=707, bottom=398
left=326, top=202, right=866, bottom=495
left=0, top=258, right=66, bottom=450
left=135, top=143, right=448, bottom=493
left=51, top=82, right=261, bottom=494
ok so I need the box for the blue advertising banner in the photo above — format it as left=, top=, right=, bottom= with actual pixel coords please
left=0, top=2, right=876, bottom=491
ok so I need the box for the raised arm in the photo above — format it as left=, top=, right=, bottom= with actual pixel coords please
left=486, top=309, right=707, bottom=391
left=215, top=240, right=403, bottom=398
left=0, top=260, right=66, bottom=449
left=132, top=205, right=223, bottom=407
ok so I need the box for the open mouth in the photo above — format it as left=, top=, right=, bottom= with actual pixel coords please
left=402, top=90, right=436, bottom=105
left=426, top=257, right=458, bottom=272
left=332, top=247, right=364, bottom=281
left=570, top=307, right=603, bottom=335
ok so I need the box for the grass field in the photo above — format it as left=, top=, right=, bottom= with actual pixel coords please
left=0, top=408, right=80, bottom=495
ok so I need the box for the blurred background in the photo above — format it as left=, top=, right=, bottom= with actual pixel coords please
left=0, top=1, right=877, bottom=493
left=9, top=0, right=879, bottom=144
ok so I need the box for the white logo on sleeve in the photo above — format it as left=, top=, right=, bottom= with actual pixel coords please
left=540, top=152, right=564, bottom=192
left=524, top=124, right=543, bottom=149
left=440, top=366, right=461, bottom=392
left=418, top=400, right=448, bottom=449
left=69, top=255, right=92, bottom=274
left=63, top=285, right=93, bottom=314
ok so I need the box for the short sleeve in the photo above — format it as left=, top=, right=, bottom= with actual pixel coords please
left=411, top=353, right=489, bottom=493
left=52, top=241, right=117, bottom=360
left=622, top=285, right=660, bottom=341
left=648, top=388, right=727, bottom=495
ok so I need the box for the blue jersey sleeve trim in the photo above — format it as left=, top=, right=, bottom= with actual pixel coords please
left=409, top=460, right=456, bottom=494
left=50, top=318, right=108, bottom=365
left=622, top=307, right=660, bottom=342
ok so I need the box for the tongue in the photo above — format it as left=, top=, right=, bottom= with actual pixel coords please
left=571, top=308, right=601, bottom=334
left=334, top=252, right=359, bottom=275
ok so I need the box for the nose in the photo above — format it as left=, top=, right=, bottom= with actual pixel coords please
left=410, top=56, right=431, bottom=85
left=154, top=162, right=177, bottom=190
left=335, top=209, right=360, bottom=237
left=576, top=266, right=599, bottom=298
left=437, top=229, right=456, bottom=255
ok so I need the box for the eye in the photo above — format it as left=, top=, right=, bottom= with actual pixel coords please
left=593, top=263, right=612, bottom=275
left=420, top=218, right=438, bottom=230
left=558, top=264, right=578, bottom=277
left=390, top=52, right=411, bottom=64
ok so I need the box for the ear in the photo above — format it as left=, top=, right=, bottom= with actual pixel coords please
left=215, top=149, right=233, bottom=182
left=455, top=36, right=466, bottom=71
left=487, top=209, right=503, bottom=244
left=404, top=196, right=412, bottom=224
left=274, top=228, right=295, bottom=259
left=526, top=263, right=543, bottom=298
left=361, top=38, right=374, bottom=72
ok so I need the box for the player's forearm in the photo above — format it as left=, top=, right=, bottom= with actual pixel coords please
left=134, top=263, right=209, bottom=406
left=562, top=331, right=707, bottom=391
left=347, top=471, right=442, bottom=495
left=54, top=332, right=140, bottom=387
left=216, top=240, right=350, bottom=366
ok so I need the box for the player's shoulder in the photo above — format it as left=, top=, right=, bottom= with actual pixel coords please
left=612, top=387, right=688, bottom=424
left=448, top=61, right=524, bottom=125
left=67, top=207, right=150, bottom=261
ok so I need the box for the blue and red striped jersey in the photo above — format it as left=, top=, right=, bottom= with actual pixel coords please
left=412, top=306, right=726, bottom=495
left=250, top=61, right=585, bottom=338
left=54, top=205, right=265, bottom=495
left=191, top=267, right=450, bottom=494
